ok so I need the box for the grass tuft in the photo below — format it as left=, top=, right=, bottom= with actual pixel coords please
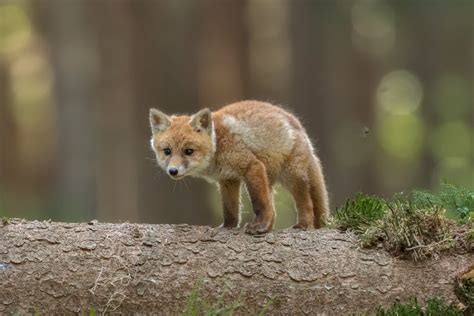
left=375, top=297, right=462, bottom=316
left=382, top=196, right=456, bottom=260
left=412, top=182, right=474, bottom=221
left=332, top=193, right=385, bottom=233
left=182, top=285, right=242, bottom=316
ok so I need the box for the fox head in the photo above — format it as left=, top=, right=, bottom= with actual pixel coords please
left=149, top=108, right=216, bottom=179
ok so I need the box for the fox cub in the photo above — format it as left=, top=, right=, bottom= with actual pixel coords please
left=149, top=101, right=329, bottom=234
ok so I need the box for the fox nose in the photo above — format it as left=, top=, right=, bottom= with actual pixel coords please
left=168, top=168, right=179, bottom=176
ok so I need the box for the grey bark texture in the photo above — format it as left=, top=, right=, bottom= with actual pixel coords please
left=0, top=219, right=471, bottom=315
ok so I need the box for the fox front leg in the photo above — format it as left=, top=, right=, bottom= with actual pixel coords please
left=219, top=179, right=241, bottom=228
left=243, top=160, right=275, bottom=234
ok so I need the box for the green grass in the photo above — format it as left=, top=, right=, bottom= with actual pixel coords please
left=375, top=297, right=462, bottom=316
left=332, top=193, right=386, bottom=233
left=333, top=182, right=473, bottom=260
left=181, top=292, right=464, bottom=316
left=411, top=182, right=474, bottom=221
left=182, top=286, right=242, bottom=316
left=182, top=283, right=274, bottom=316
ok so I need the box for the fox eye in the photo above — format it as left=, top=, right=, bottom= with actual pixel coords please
left=184, top=148, right=194, bottom=156
left=163, top=148, right=171, bottom=156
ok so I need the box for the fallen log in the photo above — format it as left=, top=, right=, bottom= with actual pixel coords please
left=0, top=219, right=471, bottom=314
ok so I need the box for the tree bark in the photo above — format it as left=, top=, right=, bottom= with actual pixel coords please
left=0, top=219, right=471, bottom=314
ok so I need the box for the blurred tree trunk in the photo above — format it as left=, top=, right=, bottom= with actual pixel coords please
left=345, top=11, right=379, bottom=197
left=246, top=0, right=291, bottom=103
left=93, top=0, right=139, bottom=222
left=291, top=1, right=380, bottom=207
left=1, top=220, right=471, bottom=314
left=398, top=2, right=474, bottom=189
left=32, top=0, right=99, bottom=220
left=196, top=0, right=247, bottom=106
left=0, top=61, right=18, bottom=212
left=132, top=0, right=215, bottom=225
left=290, top=2, right=341, bottom=206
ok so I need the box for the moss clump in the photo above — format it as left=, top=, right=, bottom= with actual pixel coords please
left=332, top=193, right=386, bottom=233
left=334, top=183, right=473, bottom=260
left=381, top=196, right=458, bottom=260
left=375, top=297, right=462, bottom=316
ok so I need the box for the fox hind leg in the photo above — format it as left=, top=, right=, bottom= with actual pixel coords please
left=309, top=157, right=329, bottom=228
left=282, top=172, right=314, bottom=230
left=282, top=134, right=329, bottom=229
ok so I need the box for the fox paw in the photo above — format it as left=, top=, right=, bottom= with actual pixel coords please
left=218, top=222, right=239, bottom=229
left=244, top=222, right=271, bottom=235
left=292, top=223, right=311, bottom=230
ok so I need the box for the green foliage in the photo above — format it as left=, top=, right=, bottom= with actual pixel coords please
left=332, top=193, right=386, bottom=233
left=257, top=300, right=273, bottom=316
left=376, top=299, right=422, bottom=316
left=182, top=286, right=242, bottom=316
left=375, top=298, right=462, bottom=316
left=89, top=307, right=97, bottom=316
left=182, top=284, right=273, bottom=316
left=411, top=182, right=474, bottom=220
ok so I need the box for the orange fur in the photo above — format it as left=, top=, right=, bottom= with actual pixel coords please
left=150, top=101, right=329, bottom=234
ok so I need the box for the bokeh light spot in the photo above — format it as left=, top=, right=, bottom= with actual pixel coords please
left=431, top=121, right=471, bottom=160
left=352, top=0, right=395, bottom=56
left=376, top=70, right=423, bottom=115
left=378, top=113, right=424, bottom=160
left=0, top=4, right=31, bottom=53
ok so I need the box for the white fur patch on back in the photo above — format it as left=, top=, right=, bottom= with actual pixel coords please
left=222, top=115, right=295, bottom=154
left=223, top=116, right=247, bottom=138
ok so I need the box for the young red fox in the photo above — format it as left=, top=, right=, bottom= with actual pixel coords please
left=149, top=101, right=329, bottom=234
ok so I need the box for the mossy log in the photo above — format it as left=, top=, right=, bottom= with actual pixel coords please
left=0, top=219, right=472, bottom=314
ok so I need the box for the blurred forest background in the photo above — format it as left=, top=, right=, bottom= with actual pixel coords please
left=0, top=0, right=472, bottom=228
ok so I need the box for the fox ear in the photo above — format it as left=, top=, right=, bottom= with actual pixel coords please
left=149, top=108, right=171, bottom=133
left=190, top=108, right=213, bottom=134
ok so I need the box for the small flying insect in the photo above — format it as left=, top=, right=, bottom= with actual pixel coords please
left=362, top=126, right=370, bottom=138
